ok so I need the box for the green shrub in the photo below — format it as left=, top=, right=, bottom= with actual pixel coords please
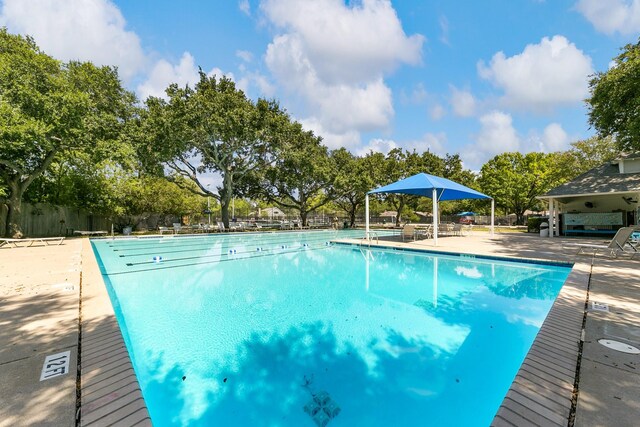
left=527, top=217, right=546, bottom=233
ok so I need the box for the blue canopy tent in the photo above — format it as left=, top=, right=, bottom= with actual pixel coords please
left=366, top=173, right=494, bottom=245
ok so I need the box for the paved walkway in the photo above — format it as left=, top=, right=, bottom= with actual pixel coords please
left=0, top=232, right=638, bottom=426
left=0, top=239, right=81, bottom=427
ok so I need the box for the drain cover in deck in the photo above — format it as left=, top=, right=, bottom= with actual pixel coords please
left=598, top=339, right=640, bottom=354
left=590, top=302, right=609, bottom=312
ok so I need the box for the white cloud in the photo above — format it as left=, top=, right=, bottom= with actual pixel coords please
left=0, top=0, right=146, bottom=81
left=237, top=71, right=276, bottom=97
left=478, top=35, right=593, bottom=112
left=137, top=52, right=234, bottom=100
left=463, top=111, right=520, bottom=169
left=262, top=0, right=424, bottom=84
left=236, top=50, right=254, bottom=63
left=301, top=118, right=361, bottom=151
left=356, top=138, right=399, bottom=156
left=429, top=104, right=446, bottom=121
left=533, top=123, right=570, bottom=152
left=408, top=132, right=448, bottom=155
left=439, top=15, right=450, bottom=46
left=449, top=86, right=476, bottom=117
left=356, top=133, right=448, bottom=157
left=576, top=0, right=640, bottom=35
left=403, top=83, right=428, bottom=104
left=239, top=0, right=251, bottom=16
left=266, top=33, right=394, bottom=133
left=261, top=0, right=424, bottom=142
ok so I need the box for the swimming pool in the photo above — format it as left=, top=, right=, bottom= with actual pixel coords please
left=91, top=230, right=571, bottom=426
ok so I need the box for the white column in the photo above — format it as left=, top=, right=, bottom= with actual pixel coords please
left=549, top=199, right=556, bottom=238
left=553, top=200, right=560, bottom=237
left=490, top=199, right=495, bottom=237
left=365, top=194, right=370, bottom=240
left=432, top=188, right=438, bottom=246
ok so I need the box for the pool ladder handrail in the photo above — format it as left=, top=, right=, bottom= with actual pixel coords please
left=359, top=234, right=376, bottom=261
left=366, top=231, right=379, bottom=244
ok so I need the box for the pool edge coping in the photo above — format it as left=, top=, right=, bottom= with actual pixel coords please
left=335, top=238, right=587, bottom=427
left=79, top=239, right=152, bottom=426
left=80, top=235, right=588, bottom=426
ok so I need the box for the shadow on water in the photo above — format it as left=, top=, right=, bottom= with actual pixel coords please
left=142, top=322, right=451, bottom=427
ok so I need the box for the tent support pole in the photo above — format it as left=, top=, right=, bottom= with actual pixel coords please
left=365, top=194, right=370, bottom=240
left=433, top=188, right=438, bottom=246
left=490, top=199, right=495, bottom=237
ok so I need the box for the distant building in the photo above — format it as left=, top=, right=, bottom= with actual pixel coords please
left=259, top=207, right=285, bottom=218
left=538, top=153, right=640, bottom=237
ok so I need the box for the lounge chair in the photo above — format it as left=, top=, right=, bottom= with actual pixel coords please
left=158, top=226, right=174, bottom=235
left=401, top=224, right=417, bottom=242
left=415, top=224, right=432, bottom=240
left=566, top=227, right=638, bottom=258
left=173, top=223, right=183, bottom=233
left=0, top=237, right=65, bottom=248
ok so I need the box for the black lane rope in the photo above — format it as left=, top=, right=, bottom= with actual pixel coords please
left=111, top=235, right=347, bottom=258
left=124, top=242, right=329, bottom=266
left=104, top=231, right=366, bottom=251
left=105, top=244, right=332, bottom=276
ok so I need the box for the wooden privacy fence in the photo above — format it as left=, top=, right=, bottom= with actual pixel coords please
left=0, top=203, right=111, bottom=237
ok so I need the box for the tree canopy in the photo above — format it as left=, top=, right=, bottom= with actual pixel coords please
left=588, top=40, right=640, bottom=152
left=141, top=72, right=290, bottom=228
left=478, top=152, right=565, bottom=224
left=250, top=123, right=339, bottom=226
left=0, top=29, right=136, bottom=237
left=2, top=27, right=629, bottom=236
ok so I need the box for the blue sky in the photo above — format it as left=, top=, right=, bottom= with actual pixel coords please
left=1, top=0, right=638, bottom=170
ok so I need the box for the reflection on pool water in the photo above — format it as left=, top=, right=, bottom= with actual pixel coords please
left=91, top=231, right=571, bottom=426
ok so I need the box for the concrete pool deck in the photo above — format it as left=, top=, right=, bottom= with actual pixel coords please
left=0, top=232, right=638, bottom=426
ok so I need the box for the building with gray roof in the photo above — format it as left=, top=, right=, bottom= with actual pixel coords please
left=538, top=154, right=640, bottom=237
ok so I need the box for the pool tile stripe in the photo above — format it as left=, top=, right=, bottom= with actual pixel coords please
left=333, top=241, right=574, bottom=267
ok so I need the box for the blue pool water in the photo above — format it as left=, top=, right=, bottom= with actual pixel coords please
left=91, top=230, right=571, bottom=426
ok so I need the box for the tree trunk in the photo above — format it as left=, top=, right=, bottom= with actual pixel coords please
left=349, top=207, right=356, bottom=227
left=5, top=180, right=24, bottom=238
left=220, top=171, right=233, bottom=229
left=395, top=198, right=405, bottom=226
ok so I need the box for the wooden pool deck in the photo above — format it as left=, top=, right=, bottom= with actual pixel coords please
left=1, top=231, right=638, bottom=426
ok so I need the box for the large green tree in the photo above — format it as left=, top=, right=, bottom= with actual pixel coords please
left=141, top=73, right=288, bottom=228
left=381, top=149, right=445, bottom=225
left=557, top=135, right=619, bottom=176
left=0, top=30, right=135, bottom=237
left=253, top=124, right=339, bottom=226
left=478, top=152, right=564, bottom=224
left=588, top=40, right=640, bottom=152
left=333, top=150, right=386, bottom=227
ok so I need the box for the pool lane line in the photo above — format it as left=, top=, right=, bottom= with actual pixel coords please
left=122, top=243, right=328, bottom=267
left=105, top=244, right=332, bottom=275
left=109, top=233, right=338, bottom=251
left=102, top=230, right=353, bottom=248
left=111, top=235, right=343, bottom=257
left=102, top=230, right=382, bottom=251
left=103, top=234, right=359, bottom=252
